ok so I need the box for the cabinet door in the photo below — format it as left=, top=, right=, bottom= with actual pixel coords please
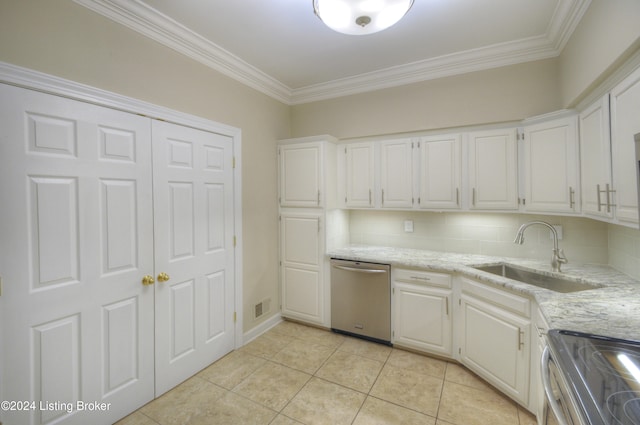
left=279, top=142, right=322, bottom=207
left=380, top=139, right=414, bottom=208
left=393, top=282, right=452, bottom=356
left=523, top=117, right=579, bottom=213
left=460, top=294, right=530, bottom=405
left=468, top=129, right=518, bottom=210
left=418, top=135, right=461, bottom=209
left=345, top=142, right=375, bottom=208
left=610, top=67, right=640, bottom=226
left=580, top=96, right=613, bottom=219
left=280, top=213, right=324, bottom=325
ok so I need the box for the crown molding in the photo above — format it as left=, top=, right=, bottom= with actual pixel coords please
left=289, top=35, right=559, bottom=104
left=74, top=0, right=590, bottom=105
left=73, top=0, right=292, bottom=104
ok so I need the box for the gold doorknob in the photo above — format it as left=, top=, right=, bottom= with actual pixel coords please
left=142, top=275, right=155, bottom=286
left=157, top=272, right=170, bottom=282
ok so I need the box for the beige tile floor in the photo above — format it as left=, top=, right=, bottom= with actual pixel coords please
left=117, top=320, right=538, bottom=425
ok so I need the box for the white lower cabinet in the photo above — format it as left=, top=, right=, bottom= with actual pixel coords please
left=392, top=269, right=453, bottom=356
left=457, top=277, right=531, bottom=405
left=280, top=212, right=325, bottom=325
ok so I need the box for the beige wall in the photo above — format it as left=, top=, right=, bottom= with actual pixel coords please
left=291, top=59, right=562, bottom=139
left=559, top=0, right=640, bottom=107
left=0, top=0, right=291, bottom=333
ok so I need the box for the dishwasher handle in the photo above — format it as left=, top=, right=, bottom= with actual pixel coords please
left=332, top=265, right=387, bottom=274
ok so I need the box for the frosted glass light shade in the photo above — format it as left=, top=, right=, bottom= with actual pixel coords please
left=313, top=0, right=414, bottom=35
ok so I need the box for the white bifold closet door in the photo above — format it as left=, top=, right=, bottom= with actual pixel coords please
left=151, top=120, right=235, bottom=396
left=0, top=83, right=235, bottom=425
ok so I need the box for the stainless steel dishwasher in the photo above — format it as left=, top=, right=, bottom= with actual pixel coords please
left=330, top=258, right=391, bottom=344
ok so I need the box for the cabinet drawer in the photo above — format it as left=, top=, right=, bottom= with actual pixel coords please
left=460, top=277, right=530, bottom=317
left=393, top=268, right=452, bottom=288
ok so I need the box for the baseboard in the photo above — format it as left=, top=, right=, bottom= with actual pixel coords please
left=242, top=313, right=283, bottom=346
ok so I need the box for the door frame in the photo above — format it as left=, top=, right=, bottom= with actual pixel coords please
left=0, top=60, right=244, bottom=360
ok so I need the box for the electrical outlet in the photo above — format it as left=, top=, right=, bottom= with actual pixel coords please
left=404, top=220, right=414, bottom=233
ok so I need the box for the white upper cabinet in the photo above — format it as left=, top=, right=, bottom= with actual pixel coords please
left=610, top=66, right=640, bottom=227
left=279, top=141, right=324, bottom=207
left=344, top=142, right=375, bottom=208
left=380, top=139, right=415, bottom=208
left=580, top=95, right=613, bottom=219
left=468, top=128, right=519, bottom=210
left=522, top=115, right=579, bottom=213
left=417, top=134, right=462, bottom=210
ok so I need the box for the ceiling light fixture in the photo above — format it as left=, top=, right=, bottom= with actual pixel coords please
left=313, top=0, right=414, bottom=35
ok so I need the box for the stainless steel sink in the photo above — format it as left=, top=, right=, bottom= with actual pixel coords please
left=473, top=264, right=601, bottom=293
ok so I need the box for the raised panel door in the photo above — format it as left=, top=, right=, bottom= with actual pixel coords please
left=152, top=120, right=235, bottom=396
left=345, top=142, right=375, bottom=208
left=610, top=67, right=640, bottom=226
left=279, top=143, right=322, bottom=207
left=418, top=135, right=461, bottom=209
left=393, top=283, right=452, bottom=356
left=380, top=139, right=414, bottom=208
left=280, top=213, right=323, bottom=325
left=0, top=84, right=155, bottom=425
left=468, top=129, right=518, bottom=210
left=460, top=294, right=530, bottom=404
left=523, top=117, right=579, bottom=213
left=580, top=96, right=613, bottom=219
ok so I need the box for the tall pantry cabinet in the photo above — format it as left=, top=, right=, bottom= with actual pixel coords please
left=278, top=136, right=337, bottom=327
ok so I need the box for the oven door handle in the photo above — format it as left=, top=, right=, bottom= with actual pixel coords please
left=541, top=346, right=570, bottom=425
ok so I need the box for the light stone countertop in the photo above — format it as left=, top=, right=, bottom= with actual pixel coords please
left=328, top=245, right=640, bottom=342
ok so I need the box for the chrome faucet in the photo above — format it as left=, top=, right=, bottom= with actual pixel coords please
left=514, top=221, right=568, bottom=272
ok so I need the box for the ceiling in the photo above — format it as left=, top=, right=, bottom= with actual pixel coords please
left=74, top=0, right=591, bottom=105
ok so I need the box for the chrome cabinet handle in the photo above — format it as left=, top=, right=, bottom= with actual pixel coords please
left=569, top=186, right=574, bottom=209
left=518, top=328, right=525, bottom=350
left=597, top=184, right=616, bottom=213
left=472, top=188, right=476, bottom=206
left=410, top=276, right=431, bottom=281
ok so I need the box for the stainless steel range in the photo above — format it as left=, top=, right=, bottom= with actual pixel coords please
left=543, top=329, right=640, bottom=425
